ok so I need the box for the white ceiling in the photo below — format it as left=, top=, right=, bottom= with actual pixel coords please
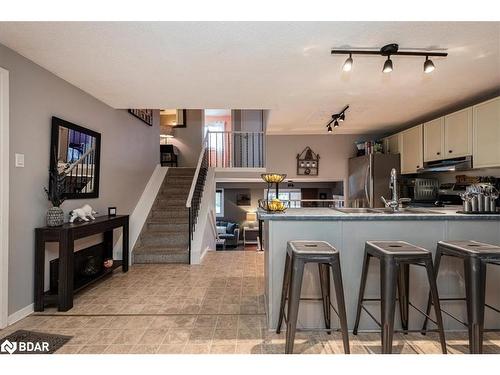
left=0, top=22, right=499, bottom=135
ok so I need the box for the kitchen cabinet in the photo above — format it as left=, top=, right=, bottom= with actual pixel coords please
left=384, top=133, right=401, bottom=155
left=444, top=107, right=473, bottom=158
left=401, top=124, right=423, bottom=174
left=473, top=97, right=500, bottom=168
left=424, top=117, right=444, bottom=162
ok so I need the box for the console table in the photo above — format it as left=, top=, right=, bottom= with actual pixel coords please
left=34, top=215, right=129, bottom=312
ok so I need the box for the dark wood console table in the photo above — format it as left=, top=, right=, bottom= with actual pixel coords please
left=35, top=215, right=129, bottom=312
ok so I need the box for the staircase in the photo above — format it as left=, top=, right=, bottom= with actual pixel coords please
left=133, top=167, right=196, bottom=264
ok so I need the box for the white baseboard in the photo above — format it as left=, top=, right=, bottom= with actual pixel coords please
left=7, top=303, right=34, bottom=326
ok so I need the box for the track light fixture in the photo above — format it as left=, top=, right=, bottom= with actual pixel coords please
left=382, top=56, right=393, bottom=73
left=326, top=105, right=349, bottom=133
left=342, top=54, right=353, bottom=72
left=331, top=43, right=447, bottom=73
left=424, top=56, right=435, bottom=73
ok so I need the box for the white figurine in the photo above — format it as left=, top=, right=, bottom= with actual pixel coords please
left=69, top=204, right=97, bottom=223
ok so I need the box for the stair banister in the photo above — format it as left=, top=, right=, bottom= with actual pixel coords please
left=186, top=134, right=208, bottom=209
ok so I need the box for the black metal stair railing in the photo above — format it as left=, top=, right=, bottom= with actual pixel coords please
left=186, top=146, right=209, bottom=263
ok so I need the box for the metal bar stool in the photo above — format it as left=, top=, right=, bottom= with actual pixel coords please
left=276, top=240, right=350, bottom=354
left=353, top=241, right=447, bottom=354
left=421, top=240, right=500, bottom=354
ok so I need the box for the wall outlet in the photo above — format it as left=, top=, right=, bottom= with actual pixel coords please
left=15, top=153, right=25, bottom=168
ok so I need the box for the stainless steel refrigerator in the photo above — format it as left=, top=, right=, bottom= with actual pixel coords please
left=347, top=153, right=401, bottom=208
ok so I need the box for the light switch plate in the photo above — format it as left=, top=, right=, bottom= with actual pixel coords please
left=15, top=153, right=25, bottom=168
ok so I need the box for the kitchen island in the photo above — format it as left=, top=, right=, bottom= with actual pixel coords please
left=259, top=207, right=500, bottom=331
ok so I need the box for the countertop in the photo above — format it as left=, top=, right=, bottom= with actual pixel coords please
left=258, top=206, right=500, bottom=221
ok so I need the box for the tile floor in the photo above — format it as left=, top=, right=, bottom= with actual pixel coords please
left=1, top=251, right=499, bottom=354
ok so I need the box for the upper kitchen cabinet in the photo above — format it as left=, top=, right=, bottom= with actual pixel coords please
left=401, top=124, right=423, bottom=174
left=424, top=117, right=444, bottom=162
left=444, top=107, right=473, bottom=158
left=473, top=97, right=500, bottom=168
left=384, top=133, right=401, bottom=155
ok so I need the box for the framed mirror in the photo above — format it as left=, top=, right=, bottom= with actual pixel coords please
left=49, top=116, right=101, bottom=199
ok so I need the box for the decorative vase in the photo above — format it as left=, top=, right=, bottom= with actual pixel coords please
left=46, top=206, right=64, bottom=227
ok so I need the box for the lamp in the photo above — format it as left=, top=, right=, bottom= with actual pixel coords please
left=246, top=212, right=257, bottom=228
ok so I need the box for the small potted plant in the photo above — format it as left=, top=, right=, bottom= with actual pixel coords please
left=44, top=168, right=66, bottom=226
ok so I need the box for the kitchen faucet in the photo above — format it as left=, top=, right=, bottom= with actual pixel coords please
left=381, top=168, right=411, bottom=211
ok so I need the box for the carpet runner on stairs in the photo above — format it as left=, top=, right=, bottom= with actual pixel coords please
left=133, top=167, right=195, bottom=264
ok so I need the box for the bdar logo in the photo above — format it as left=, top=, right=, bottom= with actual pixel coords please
left=1, top=339, right=17, bottom=354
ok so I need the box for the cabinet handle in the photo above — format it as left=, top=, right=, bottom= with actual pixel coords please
left=437, top=152, right=440, bottom=155
left=449, top=150, right=453, bottom=153
left=417, top=165, right=420, bottom=169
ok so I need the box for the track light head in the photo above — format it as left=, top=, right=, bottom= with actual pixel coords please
left=327, top=125, right=333, bottom=133
left=424, top=56, right=435, bottom=73
left=333, top=120, right=339, bottom=128
left=339, top=113, right=345, bottom=122
left=383, top=56, right=393, bottom=73
left=342, top=54, right=353, bottom=72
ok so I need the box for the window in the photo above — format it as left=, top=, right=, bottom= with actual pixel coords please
left=215, top=188, right=224, bottom=217
left=265, top=189, right=302, bottom=208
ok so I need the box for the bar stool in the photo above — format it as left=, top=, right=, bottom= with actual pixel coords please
left=276, top=240, right=350, bottom=354
left=353, top=241, right=447, bottom=354
left=421, top=240, right=500, bottom=354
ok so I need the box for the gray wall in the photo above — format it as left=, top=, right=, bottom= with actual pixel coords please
left=0, top=43, right=160, bottom=315
left=169, top=110, right=203, bottom=167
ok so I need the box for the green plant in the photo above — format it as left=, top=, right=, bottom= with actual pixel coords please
left=44, top=168, right=66, bottom=207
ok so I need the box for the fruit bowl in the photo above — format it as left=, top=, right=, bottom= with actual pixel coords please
left=258, top=199, right=289, bottom=213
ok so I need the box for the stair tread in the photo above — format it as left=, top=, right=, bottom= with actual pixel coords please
left=134, top=246, right=188, bottom=253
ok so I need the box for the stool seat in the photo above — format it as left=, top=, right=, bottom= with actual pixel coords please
left=438, top=240, right=500, bottom=256
left=367, top=241, right=429, bottom=256
left=287, top=240, right=338, bottom=257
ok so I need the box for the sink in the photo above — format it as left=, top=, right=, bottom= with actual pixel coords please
left=373, top=208, right=443, bottom=214
left=332, top=208, right=383, bottom=214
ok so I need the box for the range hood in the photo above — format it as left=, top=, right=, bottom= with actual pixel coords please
left=417, top=156, right=472, bottom=173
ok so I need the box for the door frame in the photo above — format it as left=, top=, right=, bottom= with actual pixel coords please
left=0, top=67, right=9, bottom=328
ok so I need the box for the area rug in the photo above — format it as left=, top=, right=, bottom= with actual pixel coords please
left=0, top=330, right=72, bottom=354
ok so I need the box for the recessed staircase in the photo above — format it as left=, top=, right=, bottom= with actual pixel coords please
left=133, top=167, right=196, bottom=264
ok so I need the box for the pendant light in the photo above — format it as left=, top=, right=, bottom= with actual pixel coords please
left=424, top=56, right=435, bottom=73
left=342, top=54, right=353, bottom=72
left=382, top=56, right=393, bottom=73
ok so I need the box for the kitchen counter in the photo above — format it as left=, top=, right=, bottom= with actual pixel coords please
left=261, top=207, right=500, bottom=332
left=258, top=207, right=500, bottom=221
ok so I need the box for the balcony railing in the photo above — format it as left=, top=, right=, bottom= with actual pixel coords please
left=206, top=131, right=265, bottom=168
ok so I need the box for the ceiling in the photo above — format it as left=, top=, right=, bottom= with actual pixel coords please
left=0, top=22, right=499, bottom=135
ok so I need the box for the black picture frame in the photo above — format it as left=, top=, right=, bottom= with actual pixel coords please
left=236, top=192, right=251, bottom=206
left=49, top=116, right=101, bottom=200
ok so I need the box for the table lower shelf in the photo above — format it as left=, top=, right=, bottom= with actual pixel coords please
left=43, top=260, right=122, bottom=302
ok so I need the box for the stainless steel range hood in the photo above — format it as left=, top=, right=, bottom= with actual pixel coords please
left=417, top=156, right=472, bottom=173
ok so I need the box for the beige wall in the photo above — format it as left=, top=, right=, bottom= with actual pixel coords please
left=266, top=134, right=363, bottom=194
left=1, top=43, right=160, bottom=315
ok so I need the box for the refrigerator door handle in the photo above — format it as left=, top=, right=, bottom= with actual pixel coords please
left=364, top=162, right=371, bottom=206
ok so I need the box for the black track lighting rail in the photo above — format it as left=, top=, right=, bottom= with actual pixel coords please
left=331, top=43, right=447, bottom=58
left=331, top=50, right=448, bottom=57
